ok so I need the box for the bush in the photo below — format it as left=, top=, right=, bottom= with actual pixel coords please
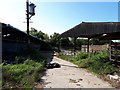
left=76, top=52, right=89, bottom=60
left=57, top=50, right=118, bottom=75
left=15, top=50, right=46, bottom=64
left=92, top=50, right=110, bottom=63
left=77, top=59, right=93, bottom=68
left=2, top=59, right=45, bottom=87
left=2, top=49, right=46, bottom=88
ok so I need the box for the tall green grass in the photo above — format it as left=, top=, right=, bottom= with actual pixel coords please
left=3, top=60, right=44, bottom=87
left=15, top=50, right=46, bottom=64
left=57, top=50, right=118, bottom=75
left=2, top=49, right=46, bottom=88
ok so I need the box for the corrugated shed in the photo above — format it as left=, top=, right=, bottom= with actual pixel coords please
left=58, top=22, right=120, bottom=40
left=2, top=23, right=44, bottom=43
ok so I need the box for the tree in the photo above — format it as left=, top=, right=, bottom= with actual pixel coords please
left=30, top=27, right=37, bottom=33
left=60, top=38, right=71, bottom=48
left=29, top=28, right=50, bottom=42
left=43, top=34, right=49, bottom=42
left=29, top=28, right=52, bottom=50
left=49, top=32, right=59, bottom=48
left=90, top=38, right=109, bottom=45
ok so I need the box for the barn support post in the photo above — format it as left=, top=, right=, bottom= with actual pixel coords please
left=87, top=38, right=90, bottom=53
left=58, top=38, right=60, bottom=53
left=74, top=37, right=77, bottom=56
left=109, top=40, right=112, bottom=61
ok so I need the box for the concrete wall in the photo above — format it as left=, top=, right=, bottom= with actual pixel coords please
left=2, top=39, right=40, bottom=57
left=81, top=45, right=108, bottom=53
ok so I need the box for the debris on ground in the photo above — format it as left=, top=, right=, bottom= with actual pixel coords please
left=45, top=63, right=61, bottom=69
left=69, top=79, right=78, bottom=83
left=107, top=74, right=120, bottom=82
left=78, top=78, right=83, bottom=81
left=76, top=84, right=81, bottom=86
left=36, top=57, right=113, bottom=88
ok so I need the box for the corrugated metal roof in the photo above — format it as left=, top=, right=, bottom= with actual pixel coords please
left=58, top=22, right=120, bottom=40
left=6, top=24, right=40, bottom=40
left=2, top=23, right=44, bottom=43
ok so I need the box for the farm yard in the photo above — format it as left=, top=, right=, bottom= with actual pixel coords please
left=1, top=1, right=120, bottom=89
left=1, top=21, right=120, bottom=89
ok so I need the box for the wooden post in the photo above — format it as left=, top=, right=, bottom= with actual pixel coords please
left=87, top=38, right=90, bottom=53
left=74, top=37, right=77, bottom=56
left=26, top=0, right=30, bottom=49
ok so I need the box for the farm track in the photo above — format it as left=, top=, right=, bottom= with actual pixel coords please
left=35, top=56, right=114, bottom=88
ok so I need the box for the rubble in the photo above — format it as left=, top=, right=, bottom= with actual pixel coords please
left=108, top=74, right=120, bottom=82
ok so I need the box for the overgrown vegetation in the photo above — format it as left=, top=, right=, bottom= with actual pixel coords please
left=57, top=50, right=118, bottom=75
left=2, top=50, right=46, bottom=88
left=29, top=28, right=109, bottom=51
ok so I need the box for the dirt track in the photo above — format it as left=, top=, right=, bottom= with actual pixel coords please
left=36, top=56, right=114, bottom=88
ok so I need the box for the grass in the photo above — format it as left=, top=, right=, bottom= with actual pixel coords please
left=57, top=50, right=118, bottom=75
left=57, top=53, right=74, bottom=61
left=2, top=49, right=46, bottom=88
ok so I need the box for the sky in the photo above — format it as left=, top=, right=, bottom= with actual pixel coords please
left=0, top=0, right=119, bottom=36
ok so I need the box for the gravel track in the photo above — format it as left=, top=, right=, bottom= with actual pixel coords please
left=36, top=56, right=114, bottom=88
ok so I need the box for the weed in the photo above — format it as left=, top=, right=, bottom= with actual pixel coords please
left=57, top=50, right=118, bottom=75
left=76, top=52, right=89, bottom=60
left=2, top=49, right=46, bottom=88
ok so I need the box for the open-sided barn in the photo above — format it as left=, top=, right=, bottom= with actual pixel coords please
left=1, top=22, right=48, bottom=59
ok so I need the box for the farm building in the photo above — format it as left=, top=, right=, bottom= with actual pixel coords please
left=58, top=22, right=120, bottom=63
left=1, top=22, right=48, bottom=60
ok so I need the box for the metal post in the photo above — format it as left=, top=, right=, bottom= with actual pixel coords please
left=26, top=0, right=30, bottom=49
left=87, top=38, right=90, bottom=53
